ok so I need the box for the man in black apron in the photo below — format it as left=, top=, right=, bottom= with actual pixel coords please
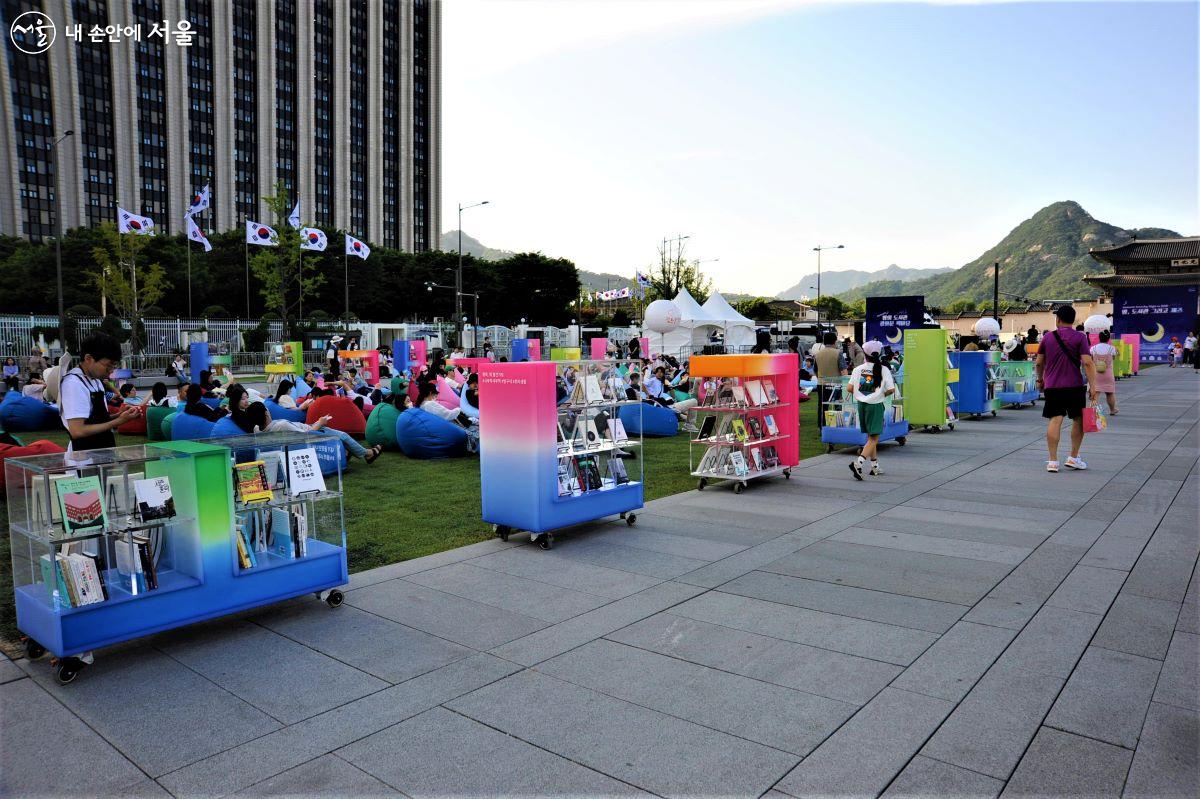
left=59, top=333, right=140, bottom=453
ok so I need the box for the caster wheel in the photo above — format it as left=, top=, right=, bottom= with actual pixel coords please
left=625, top=513, right=637, bottom=526
left=56, top=657, right=85, bottom=685
left=537, top=534, right=554, bottom=550
left=826, top=445, right=834, bottom=454
left=24, top=638, right=46, bottom=660
left=620, top=512, right=626, bottom=519
left=733, top=482, right=744, bottom=495
left=948, top=423, right=955, bottom=431
left=897, top=436, right=907, bottom=446
left=991, top=410, right=997, bottom=417
left=697, top=478, right=707, bottom=490
left=325, top=590, right=344, bottom=608
left=783, top=469, right=792, bottom=479
left=495, top=524, right=511, bottom=542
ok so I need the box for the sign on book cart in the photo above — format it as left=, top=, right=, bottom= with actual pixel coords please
left=286, top=447, right=327, bottom=495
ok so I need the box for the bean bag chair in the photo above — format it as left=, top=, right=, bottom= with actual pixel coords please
left=171, top=410, right=217, bottom=440
left=264, top=398, right=306, bottom=424
left=435, top=377, right=459, bottom=411
left=200, top=397, right=222, bottom=410
left=0, top=440, right=66, bottom=489
left=459, top=388, right=479, bottom=421
left=395, top=408, right=468, bottom=459
left=390, top=376, right=407, bottom=397
left=305, top=395, right=366, bottom=437
left=312, top=435, right=349, bottom=476
left=146, top=405, right=174, bottom=441
left=364, top=402, right=401, bottom=451
left=209, top=416, right=246, bottom=438
left=161, top=411, right=177, bottom=439
left=293, top=379, right=312, bottom=399
left=0, top=392, right=59, bottom=432
left=117, top=405, right=147, bottom=435
left=407, top=380, right=420, bottom=405
left=618, top=402, right=678, bottom=437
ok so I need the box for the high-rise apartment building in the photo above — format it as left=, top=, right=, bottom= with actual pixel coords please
left=0, top=0, right=441, bottom=251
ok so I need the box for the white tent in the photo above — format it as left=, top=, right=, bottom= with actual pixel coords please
left=701, top=292, right=757, bottom=349
left=654, top=288, right=723, bottom=357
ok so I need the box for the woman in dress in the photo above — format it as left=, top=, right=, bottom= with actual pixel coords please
left=1090, top=330, right=1118, bottom=415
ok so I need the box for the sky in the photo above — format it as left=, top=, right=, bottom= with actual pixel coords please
left=441, top=1, right=1199, bottom=295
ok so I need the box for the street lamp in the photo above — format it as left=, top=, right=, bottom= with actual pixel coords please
left=812, top=244, right=844, bottom=325
left=50, top=130, right=74, bottom=352
left=457, top=200, right=489, bottom=348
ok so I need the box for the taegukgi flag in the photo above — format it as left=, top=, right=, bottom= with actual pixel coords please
left=636, top=271, right=651, bottom=287
left=118, top=207, right=155, bottom=234
left=300, top=227, right=328, bottom=251
left=186, top=215, right=212, bottom=252
left=245, top=221, right=279, bottom=246
left=345, top=234, right=370, bottom=260
left=287, top=201, right=301, bottom=230
left=186, top=184, right=210, bottom=216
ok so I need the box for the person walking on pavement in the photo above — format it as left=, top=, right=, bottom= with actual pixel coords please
left=847, top=340, right=896, bottom=479
left=1036, top=305, right=1098, bottom=472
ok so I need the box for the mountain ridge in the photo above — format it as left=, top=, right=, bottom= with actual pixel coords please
left=776, top=264, right=953, bottom=300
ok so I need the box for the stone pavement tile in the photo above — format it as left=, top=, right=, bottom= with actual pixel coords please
left=539, top=639, right=856, bottom=756
left=1001, top=727, right=1132, bottom=798
left=344, top=576, right=549, bottom=649
left=1151, top=631, right=1198, bottom=711
left=1123, top=552, right=1199, bottom=604
left=920, top=662, right=1065, bottom=780
left=1071, top=497, right=1135, bottom=524
left=901, top=495, right=1073, bottom=529
left=237, top=753, right=400, bottom=797
left=0, top=677, right=148, bottom=797
left=0, top=653, right=23, bottom=684
left=925, top=485, right=1091, bottom=513
left=403, top=561, right=612, bottom=623
left=674, top=536, right=811, bottom=589
left=858, top=507, right=1048, bottom=549
left=995, top=605, right=1102, bottom=678
left=763, top=540, right=1011, bottom=606
left=1091, top=593, right=1180, bottom=659
left=671, top=590, right=938, bottom=666
left=1175, top=561, right=1199, bottom=633
left=1123, top=701, right=1199, bottom=799
left=1044, top=517, right=1106, bottom=550
left=338, top=708, right=645, bottom=798
left=830, top=526, right=1031, bottom=565
left=490, top=580, right=705, bottom=666
left=159, top=620, right=388, bottom=724
left=891, top=621, right=1018, bottom=702
left=1045, top=564, right=1127, bottom=614
left=549, top=536, right=712, bottom=578
left=624, top=511, right=785, bottom=547
left=467, top=546, right=664, bottom=599
left=720, top=570, right=967, bottom=633
left=608, top=612, right=902, bottom=705
left=251, top=602, right=473, bottom=684
left=158, top=653, right=519, bottom=798
left=1044, top=646, right=1161, bottom=749
left=631, top=499, right=805, bottom=533
left=345, top=537, right=519, bottom=590
left=774, top=688, right=954, bottom=798
left=20, top=647, right=280, bottom=777
left=961, top=597, right=1040, bottom=631
left=594, top=523, right=749, bottom=561
left=447, top=670, right=799, bottom=797
left=880, top=756, right=1002, bottom=799
left=122, top=777, right=173, bottom=797
left=987, top=544, right=1089, bottom=604
left=1080, top=532, right=1148, bottom=571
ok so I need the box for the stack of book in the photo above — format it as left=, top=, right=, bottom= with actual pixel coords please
left=115, top=532, right=158, bottom=593
left=40, top=552, right=107, bottom=608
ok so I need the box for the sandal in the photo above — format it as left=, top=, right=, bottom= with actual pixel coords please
left=365, top=445, right=383, bottom=464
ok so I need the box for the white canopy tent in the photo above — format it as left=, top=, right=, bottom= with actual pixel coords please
left=701, top=292, right=757, bottom=349
left=654, top=288, right=723, bottom=357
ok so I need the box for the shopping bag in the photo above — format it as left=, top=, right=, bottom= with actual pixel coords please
left=1083, top=403, right=1107, bottom=433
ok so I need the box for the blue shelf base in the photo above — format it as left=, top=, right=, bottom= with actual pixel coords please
left=998, top=390, right=1039, bottom=408
left=821, top=420, right=910, bottom=450
left=485, top=482, right=643, bottom=535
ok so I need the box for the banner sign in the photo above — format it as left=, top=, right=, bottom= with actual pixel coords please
left=866, top=296, right=925, bottom=352
left=1111, top=285, right=1199, bottom=363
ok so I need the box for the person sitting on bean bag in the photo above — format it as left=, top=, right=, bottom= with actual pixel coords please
left=274, top=379, right=313, bottom=412
left=183, top=384, right=227, bottom=422
left=236, top=401, right=381, bottom=463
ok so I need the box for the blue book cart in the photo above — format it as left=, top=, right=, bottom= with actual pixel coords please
left=818, top=377, right=909, bottom=453
left=949, top=351, right=1004, bottom=418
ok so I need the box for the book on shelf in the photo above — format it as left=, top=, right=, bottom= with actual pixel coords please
left=557, top=422, right=571, bottom=455
left=236, top=518, right=259, bottom=568
left=714, top=414, right=734, bottom=441
left=745, top=380, right=768, bottom=406
left=55, top=476, right=107, bottom=537
left=609, top=418, right=629, bottom=443
left=569, top=379, right=587, bottom=405
left=105, top=472, right=142, bottom=515
left=580, top=418, right=603, bottom=449
left=762, top=379, right=779, bottom=404
left=585, top=375, right=604, bottom=404
left=731, top=385, right=748, bottom=406
left=608, top=457, right=630, bottom=485
left=557, top=460, right=579, bottom=496
left=762, top=445, right=780, bottom=468
left=749, top=447, right=765, bottom=471
left=134, top=476, right=176, bottom=523
left=697, top=415, right=716, bottom=441
left=40, top=553, right=75, bottom=608
left=746, top=416, right=764, bottom=441
left=115, top=531, right=157, bottom=592
left=234, top=461, right=274, bottom=504
left=823, top=410, right=837, bottom=428
left=729, top=450, right=749, bottom=477
left=763, top=414, right=779, bottom=436
left=260, top=451, right=286, bottom=489
left=574, top=456, right=604, bottom=491
left=946, top=406, right=956, bottom=422
left=286, top=448, right=327, bottom=496
left=731, top=419, right=748, bottom=442
left=697, top=445, right=726, bottom=474
left=890, top=404, right=904, bottom=422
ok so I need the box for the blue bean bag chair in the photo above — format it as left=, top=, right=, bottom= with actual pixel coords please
left=209, top=416, right=246, bottom=438
left=171, top=410, right=218, bottom=440
left=618, top=402, right=678, bottom=437
left=200, top=397, right=222, bottom=409
left=293, top=380, right=312, bottom=399
left=0, top=392, right=60, bottom=432
left=161, top=411, right=177, bottom=439
left=395, top=408, right=468, bottom=459
left=459, top=388, right=479, bottom=421
left=264, top=399, right=306, bottom=423
left=311, top=434, right=349, bottom=475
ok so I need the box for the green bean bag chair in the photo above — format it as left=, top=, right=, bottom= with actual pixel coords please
left=365, top=401, right=401, bottom=451
left=160, top=411, right=178, bottom=440
left=146, top=405, right=174, bottom=441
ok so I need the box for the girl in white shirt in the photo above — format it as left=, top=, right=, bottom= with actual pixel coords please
left=847, top=340, right=896, bottom=479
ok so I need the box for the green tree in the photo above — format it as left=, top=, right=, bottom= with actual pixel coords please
left=646, top=241, right=713, bottom=302
left=248, top=183, right=326, bottom=338
left=946, top=299, right=978, bottom=314
left=88, top=222, right=171, bottom=352
left=812, top=295, right=850, bottom=319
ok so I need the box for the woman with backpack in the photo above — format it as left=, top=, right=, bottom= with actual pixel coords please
left=847, top=340, right=896, bottom=480
left=1090, top=330, right=1118, bottom=415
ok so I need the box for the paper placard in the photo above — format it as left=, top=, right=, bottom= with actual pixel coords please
left=286, top=447, right=327, bottom=496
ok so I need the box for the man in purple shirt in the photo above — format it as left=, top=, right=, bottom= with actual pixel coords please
left=1036, top=305, right=1098, bottom=472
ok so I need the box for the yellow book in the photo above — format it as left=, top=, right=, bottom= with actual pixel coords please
left=233, top=461, right=274, bottom=504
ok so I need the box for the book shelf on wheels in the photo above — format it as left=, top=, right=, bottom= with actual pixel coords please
left=818, top=376, right=909, bottom=453
left=478, top=359, right=644, bottom=550
left=902, top=328, right=959, bottom=432
left=994, top=360, right=1039, bottom=408
left=687, top=354, right=800, bottom=494
left=6, top=432, right=347, bottom=684
left=949, top=350, right=1004, bottom=419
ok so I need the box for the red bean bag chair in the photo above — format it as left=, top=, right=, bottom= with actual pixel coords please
left=116, top=404, right=148, bottom=435
left=305, top=395, right=366, bottom=437
left=0, top=440, right=67, bottom=490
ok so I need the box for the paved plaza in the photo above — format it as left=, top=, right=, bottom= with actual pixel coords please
left=1, top=366, right=1196, bottom=798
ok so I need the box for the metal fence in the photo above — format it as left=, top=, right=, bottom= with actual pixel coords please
left=0, top=315, right=287, bottom=359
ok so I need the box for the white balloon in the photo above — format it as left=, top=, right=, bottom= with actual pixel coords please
left=974, top=317, right=1001, bottom=337
left=1083, top=314, right=1110, bottom=333
left=643, top=299, right=682, bottom=333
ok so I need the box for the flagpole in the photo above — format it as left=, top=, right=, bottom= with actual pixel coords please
left=186, top=226, right=192, bottom=318
left=245, top=236, right=250, bottom=318
left=298, top=247, right=303, bottom=327
left=343, top=246, right=349, bottom=332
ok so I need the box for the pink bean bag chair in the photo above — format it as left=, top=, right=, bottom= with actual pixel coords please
left=435, top=377, right=460, bottom=411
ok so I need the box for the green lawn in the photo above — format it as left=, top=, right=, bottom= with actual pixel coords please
left=1, top=399, right=822, bottom=645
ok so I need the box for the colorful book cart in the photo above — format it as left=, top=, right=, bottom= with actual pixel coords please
left=993, top=360, right=1039, bottom=408
left=265, top=341, right=305, bottom=381
left=688, top=354, right=800, bottom=493
left=7, top=432, right=347, bottom=684
left=509, top=338, right=542, bottom=362
left=949, top=350, right=1004, bottom=418
left=338, top=349, right=381, bottom=386
left=819, top=376, right=908, bottom=453
left=478, top=360, right=645, bottom=549
left=902, top=328, right=958, bottom=431
left=1120, top=334, right=1140, bottom=374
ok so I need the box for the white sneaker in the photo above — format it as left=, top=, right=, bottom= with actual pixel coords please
left=849, top=460, right=863, bottom=481
left=1046, top=460, right=1059, bottom=472
left=1065, top=456, right=1088, bottom=470
left=870, top=461, right=882, bottom=476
